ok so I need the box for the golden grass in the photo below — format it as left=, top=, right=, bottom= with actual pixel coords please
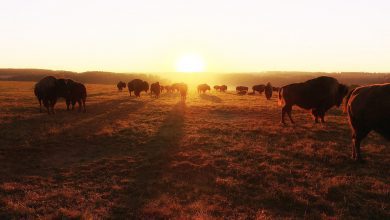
left=0, top=81, right=388, bottom=219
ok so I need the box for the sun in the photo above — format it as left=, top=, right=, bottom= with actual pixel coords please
left=175, top=54, right=205, bottom=73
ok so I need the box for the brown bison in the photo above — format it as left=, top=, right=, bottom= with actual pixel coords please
left=117, top=81, right=126, bottom=91
left=66, top=81, right=87, bottom=113
left=197, top=84, right=210, bottom=93
left=236, top=86, right=248, bottom=93
left=265, top=82, right=273, bottom=100
left=34, top=76, right=70, bottom=114
left=220, top=85, right=227, bottom=92
left=160, top=85, right=165, bottom=93
left=345, top=83, right=390, bottom=161
left=252, top=84, right=265, bottom=94
left=150, top=82, right=161, bottom=98
left=278, top=76, right=348, bottom=124
left=128, top=79, right=149, bottom=97
left=213, top=85, right=220, bottom=91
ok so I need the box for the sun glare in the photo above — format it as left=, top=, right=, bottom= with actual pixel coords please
left=175, top=54, right=205, bottom=73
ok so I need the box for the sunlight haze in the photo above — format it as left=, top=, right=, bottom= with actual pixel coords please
left=1, top=0, right=389, bottom=73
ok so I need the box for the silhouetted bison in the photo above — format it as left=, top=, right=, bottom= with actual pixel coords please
left=171, top=83, right=182, bottom=92
left=197, top=84, right=210, bottom=93
left=150, top=82, right=161, bottom=98
left=345, top=83, right=390, bottom=161
left=34, top=76, right=69, bottom=114
left=128, top=79, right=149, bottom=97
left=252, top=84, right=265, bottom=94
left=278, top=76, right=348, bottom=124
left=236, top=86, right=248, bottom=93
left=220, top=85, right=227, bottom=92
left=214, top=85, right=220, bottom=91
left=177, top=83, right=188, bottom=101
left=66, top=81, right=87, bottom=113
left=117, top=81, right=126, bottom=91
left=265, top=82, right=273, bottom=100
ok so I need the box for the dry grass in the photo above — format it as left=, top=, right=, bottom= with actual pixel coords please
left=0, top=81, right=388, bottom=219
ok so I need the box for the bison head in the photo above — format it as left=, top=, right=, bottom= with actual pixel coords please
left=336, top=84, right=349, bottom=107
left=143, top=81, right=149, bottom=92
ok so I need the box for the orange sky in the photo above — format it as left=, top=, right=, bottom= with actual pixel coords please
left=1, top=0, right=390, bottom=73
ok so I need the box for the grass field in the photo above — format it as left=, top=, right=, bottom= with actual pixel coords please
left=0, top=81, right=389, bottom=219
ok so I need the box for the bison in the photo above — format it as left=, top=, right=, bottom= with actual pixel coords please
left=236, top=86, right=248, bottom=93
left=34, top=76, right=70, bottom=114
left=117, top=81, right=126, bottom=91
left=197, top=84, right=210, bottom=93
left=278, top=76, right=348, bottom=124
left=252, top=84, right=265, bottom=94
left=345, top=83, right=390, bottom=161
left=264, top=82, right=273, bottom=100
left=150, top=82, right=161, bottom=98
left=177, top=83, right=188, bottom=102
left=213, top=85, right=221, bottom=91
left=128, top=79, right=149, bottom=97
left=220, top=85, right=227, bottom=92
left=66, top=81, right=87, bottom=113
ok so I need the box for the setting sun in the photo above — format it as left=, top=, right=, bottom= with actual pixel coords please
left=175, top=54, right=205, bottom=73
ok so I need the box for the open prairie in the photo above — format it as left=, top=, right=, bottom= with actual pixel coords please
left=0, top=81, right=388, bottom=219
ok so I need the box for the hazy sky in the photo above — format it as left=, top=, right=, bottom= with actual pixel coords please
left=1, top=0, right=389, bottom=73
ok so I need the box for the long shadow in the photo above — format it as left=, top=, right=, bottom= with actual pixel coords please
left=109, top=101, right=186, bottom=218
left=200, top=93, right=223, bottom=103
left=0, top=97, right=150, bottom=179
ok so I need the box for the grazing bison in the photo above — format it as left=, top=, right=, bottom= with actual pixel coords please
left=66, top=81, right=87, bottom=113
left=213, top=85, right=220, bottom=91
left=278, top=76, right=348, bottom=124
left=345, top=83, right=390, bottom=161
left=150, top=82, right=161, bottom=98
left=117, top=81, right=126, bottom=91
left=252, top=84, right=265, bottom=94
left=220, top=85, right=227, bottom=92
left=34, top=76, right=69, bottom=114
left=265, top=82, right=273, bottom=100
left=197, top=84, right=210, bottom=93
left=128, top=79, right=149, bottom=97
left=236, top=86, right=248, bottom=93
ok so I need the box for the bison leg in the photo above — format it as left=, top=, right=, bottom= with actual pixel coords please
left=66, top=99, right=71, bottom=111
left=320, top=113, right=325, bottom=123
left=283, top=105, right=294, bottom=124
left=77, top=99, right=82, bottom=112
left=38, top=98, right=42, bottom=113
left=311, top=109, right=319, bottom=123
left=352, top=130, right=369, bottom=162
left=281, top=105, right=293, bottom=124
left=43, top=99, right=51, bottom=114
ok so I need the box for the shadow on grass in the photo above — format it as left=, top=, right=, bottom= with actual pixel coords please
left=200, top=94, right=222, bottom=103
left=109, top=101, right=186, bottom=218
left=0, top=97, right=151, bottom=178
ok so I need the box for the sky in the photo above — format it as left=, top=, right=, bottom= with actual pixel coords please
left=1, top=0, right=390, bottom=73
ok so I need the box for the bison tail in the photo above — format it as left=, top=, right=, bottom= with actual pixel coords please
left=278, top=88, right=284, bottom=106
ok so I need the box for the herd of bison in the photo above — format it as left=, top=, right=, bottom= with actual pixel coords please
left=34, top=75, right=389, bottom=162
